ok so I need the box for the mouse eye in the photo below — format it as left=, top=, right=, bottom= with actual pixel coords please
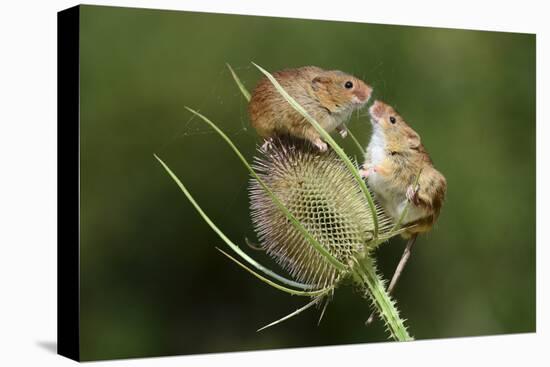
left=344, top=81, right=353, bottom=89
left=389, top=116, right=396, bottom=124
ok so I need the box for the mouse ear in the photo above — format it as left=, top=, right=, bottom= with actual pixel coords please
left=312, top=76, right=331, bottom=91
left=408, top=133, right=421, bottom=149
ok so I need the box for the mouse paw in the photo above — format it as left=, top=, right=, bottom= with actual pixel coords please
left=261, top=137, right=274, bottom=151
left=406, top=184, right=420, bottom=205
left=359, top=165, right=371, bottom=178
left=338, top=126, right=348, bottom=138
left=313, top=139, right=328, bottom=152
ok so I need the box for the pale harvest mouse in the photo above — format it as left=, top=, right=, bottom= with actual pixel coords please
left=361, top=100, right=446, bottom=235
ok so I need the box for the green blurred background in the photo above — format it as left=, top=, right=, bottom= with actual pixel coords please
left=78, top=5, right=536, bottom=361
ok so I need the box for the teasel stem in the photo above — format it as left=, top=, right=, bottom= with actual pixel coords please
left=365, top=234, right=417, bottom=326
left=353, top=256, right=413, bottom=341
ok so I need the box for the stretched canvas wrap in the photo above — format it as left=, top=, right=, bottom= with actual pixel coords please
left=58, top=4, right=536, bottom=362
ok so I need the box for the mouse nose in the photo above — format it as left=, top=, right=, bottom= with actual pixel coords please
left=354, top=83, right=372, bottom=103
left=369, top=100, right=385, bottom=118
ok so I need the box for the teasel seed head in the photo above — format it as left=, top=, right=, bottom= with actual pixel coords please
left=249, top=136, right=394, bottom=290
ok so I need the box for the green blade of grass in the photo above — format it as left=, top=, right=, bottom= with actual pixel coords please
left=252, top=62, right=380, bottom=239
left=226, top=63, right=251, bottom=102
left=155, top=154, right=318, bottom=291
left=184, top=107, right=347, bottom=272
left=347, top=130, right=365, bottom=156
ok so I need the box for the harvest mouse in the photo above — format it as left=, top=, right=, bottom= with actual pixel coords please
left=248, top=66, right=372, bottom=151
left=361, top=100, right=447, bottom=324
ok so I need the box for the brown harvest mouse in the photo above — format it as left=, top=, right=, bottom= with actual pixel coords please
left=361, top=100, right=447, bottom=324
left=248, top=66, right=372, bottom=151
